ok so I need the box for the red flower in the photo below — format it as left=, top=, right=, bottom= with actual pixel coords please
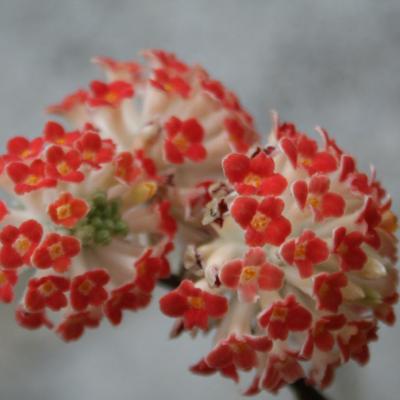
left=32, top=233, right=81, bottom=273
left=223, top=152, right=287, bottom=196
left=157, top=200, right=177, bottom=238
left=280, top=131, right=337, bottom=175
left=163, top=116, right=206, bottom=164
left=205, top=334, right=272, bottom=372
left=0, top=269, right=18, bottom=303
left=48, top=192, right=89, bottom=228
left=292, top=175, right=345, bottom=221
left=220, top=247, right=284, bottom=303
left=46, top=145, right=84, bottom=182
left=150, top=68, right=190, bottom=97
left=15, top=306, right=53, bottom=330
left=262, top=353, right=305, bottom=392
left=47, top=89, right=88, bottom=114
left=56, top=310, right=101, bottom=342
left=258, top=295, right=312, bottom=340
left=190, top=358, right=239, bottom=383
left=6, top=159, right=56, bottom=194
left=231, top=196, right=291, bottom=247
left=43, top=121, right=80, bottom=146
left=302, top=314, right=346, bottom=358
left=159, top=279, right=228, bottom=330
left=70, top=269, right=110, bottom=311
left=145, top=49, right=189, bottom=73
left=75, top=130, right=115, bottom=167
left=133, top=249, right=162, bottom=293
left=280, top=230, right=329, bottom=278
left=104, top=283, right=151, bottom=325
left=88, top=80, right=134, bottom=107
left=333, top=227, right=367, bottom=271
left=93, top=56, right=142, bottom=79
left=114, top=150, right=157, bottom=184
left=0, top=220, right=43, bottom=269
left=224, top=117, right=255, bottom=153
left=313, top=271, right=347, bottom=312
left=25, top=275, right=70, bottom=311
left=5, top=136, right=44, bottom=161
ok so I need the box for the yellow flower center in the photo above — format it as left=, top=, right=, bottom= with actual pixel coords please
left=79, top=280, right=94, bottom=296
left=57, top=161, right=71, bottom=176
left=105, top=91, right=118, bottom=104
left=131, top=181, right=158, bottom=204
left=189, top=296, right=204, bottom=309
left=56, top=204, right=72, bottom=220
left=241, top=266, right=258, bottom=282
left=294, top=244, right=306, bottom=259
left=250, top=212, right=270, bottom=232
left=48, top=242, right=64, bottom=260
left=271, top=306, right=288, bottom=321
left=307, top=196, right=320, bottom=209
left=40, top=281, right=56, bottom=296
left=83, top=150, right=95, bottom=161
left=21, top=149, right=31, bottom=159
left=172, top=133, right=189, bottom=152
left=243, top=173, right=262, bottom=188
left=0, top=271, right=7, bottom=285
left=25, top=175, right=39, bottom=185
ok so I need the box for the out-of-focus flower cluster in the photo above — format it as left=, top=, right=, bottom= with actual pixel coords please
left=160, top=114, right=398, bottom=394
left=0, top=50, right=258, bottom=341
left=0, top=49, right=397, bottom=396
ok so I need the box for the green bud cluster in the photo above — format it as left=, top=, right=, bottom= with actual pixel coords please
left=70, top=192, right=129, bottom=247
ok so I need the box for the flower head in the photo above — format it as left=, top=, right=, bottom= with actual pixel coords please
left=161, top=113, right=398, bottom=395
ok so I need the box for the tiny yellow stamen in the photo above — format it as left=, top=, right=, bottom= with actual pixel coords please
left=250, top=212, right=270, bottom=232
left=241, top=266, right=258, bottom=282
left=189, top=296, right=204, bottom=309
left=48, top=242, right=64, bottom=260
left=244, top=173, right=262, bottom=188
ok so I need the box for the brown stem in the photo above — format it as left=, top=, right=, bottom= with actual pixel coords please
left=157, top=275, right=329, bottom=400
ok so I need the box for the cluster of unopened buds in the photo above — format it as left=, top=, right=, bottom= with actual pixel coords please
left=0, top=49, right=397, bottom=396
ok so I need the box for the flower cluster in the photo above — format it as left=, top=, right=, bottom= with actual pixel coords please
left=160, top=113, right=398, bottom=394
left=0, top=49, right=258, bottom=341
left=1, top=49, right=398, bottom=395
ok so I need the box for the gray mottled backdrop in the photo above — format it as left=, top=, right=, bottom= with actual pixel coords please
left=0, top=1, right=399, bottom=399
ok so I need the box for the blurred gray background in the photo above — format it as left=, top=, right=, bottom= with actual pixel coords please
left=0, top=1, right=399, bottom=399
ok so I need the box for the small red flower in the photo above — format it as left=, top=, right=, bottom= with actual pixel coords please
left=157, top=200, right=177, bottom=238
left=280, top=131, right=337, bottom=175
left=32, top=233, right=81, bottom=272
left=5, top=136, right=44, bottom=161
left=104, top=283, right=151, bottom=325
left=25, top=275, right=70, bottom=311
left=231, top=196, right=291, bottom=247
left=0, top=220, right=43, bottom=269
left=258, top=295, right=312, bottom=340
left=48, top=192, right=89, bottom=228
left=190, top=358, right=239, bottom=383
left=133, top=249, right=162, bottom=293
left=93, top=56, right=142, bottom=79
left=70, top=269, right=110, bottom=311
left=262, top=353, right=305, bottom=392
left=292, top=175, right=345, bottom=221
left=88, top=80, right=134, bottom=107
left=224, top=117, right=255, bottom=153
left=313, top=271, right=348, bottom=312
left=159, top=279, right=228, bottom=330
left=302, top=314, right=346, bottom=358
left=145, top=49, right=189, bottom=73
left=46, top=145, right=84, bottom=182
left=47, top=89, right=88, bottom=114
left=205, top=334, right=272, bottom=372
left=150, top=68, right=190, bottom=97
left=15, top=306, right=53, bottom=330
left=280, top=230, right=329, bottom=278
left=56, top=310, right=101, bottom=342
left=220, top=247, right=284, bottom=303
left=75, top=130, right=115, bottom=167
left=114, top=150, right=157, bottom=184
left=0, top=269, right=18, bottom=303
left=163, top=116, right=206, bottom=164
left=333, top=227, right=367, bottom=271
left=6, top=159, right=56, bottom=194
left=43, top=121, right=80, bottom=146
left=223, top=152, right=287, bottom=196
